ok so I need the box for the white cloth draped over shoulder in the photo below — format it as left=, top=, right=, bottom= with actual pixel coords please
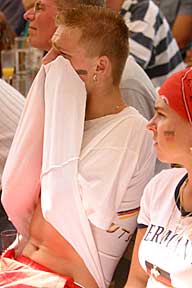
left=2, top=56, right=155, bottom=287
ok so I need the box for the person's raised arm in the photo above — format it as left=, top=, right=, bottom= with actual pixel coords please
left=124, top=228, right=148, bottom=288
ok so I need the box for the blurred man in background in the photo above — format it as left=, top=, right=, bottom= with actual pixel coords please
left=106, top=0, right=185, bottom=87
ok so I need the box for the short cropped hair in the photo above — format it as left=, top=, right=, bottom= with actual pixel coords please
left=56, top=5, right=129, bottom=85
left=55, top=0, right=104, bottom=11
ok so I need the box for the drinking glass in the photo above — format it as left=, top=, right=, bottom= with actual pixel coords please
left=1, top=49, right=15, bottom=84
left=1, top=229, right=17, bottom=252
left=14, top=36, right=31, bottom=75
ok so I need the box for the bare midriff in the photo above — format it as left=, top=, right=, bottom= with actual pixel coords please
left=22, top=201, right=98, bottom=288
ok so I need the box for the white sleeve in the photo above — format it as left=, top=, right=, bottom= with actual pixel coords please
left=137, top=180, right=153, bottom=227
left=137, top=170, right=167, bottom=227
left=137, top=169, right=170, bottom=227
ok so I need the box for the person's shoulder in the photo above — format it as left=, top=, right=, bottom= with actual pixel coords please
left=141, top=167, right=187, bottom=208
left=149, top=167, right=187, bottom=186
left=121, top=56, right=156, bottom=93
left=0, top=79, right=15, bottom=94
left=0, top=79, right=21, bottom=94
left=120, top=56, right=156, bottom=120
left=120, top=107, right=153, bottom=143
left=0, top=79, right=25, bottom=103
left=121, top=0, right=158, bottom=17
left=121, top=106, right=148, bottom=122
left=158, top=166, right=186, bottom=176
left=121, top=0, right=149, bottom=11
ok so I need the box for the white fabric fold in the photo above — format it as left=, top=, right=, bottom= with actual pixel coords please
left=41, top=57, right=106, bottom=287
left=2, top=64, right=45, bottom=238
left=2, top=56, right=106, bottom=287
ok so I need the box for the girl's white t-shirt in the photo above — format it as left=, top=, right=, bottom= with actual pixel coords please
left=138, top=168, right=192, bottom=288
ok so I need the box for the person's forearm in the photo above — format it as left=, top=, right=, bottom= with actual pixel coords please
left=172, top=15, right=192, bottom=50
left=124, top=228, right=148, bottom=288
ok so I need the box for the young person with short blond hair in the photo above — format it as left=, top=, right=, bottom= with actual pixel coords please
left=1, top=5, right=155, bottom=288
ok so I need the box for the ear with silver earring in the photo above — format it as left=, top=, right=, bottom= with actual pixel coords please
left=93, top=74, right=97, bottom=81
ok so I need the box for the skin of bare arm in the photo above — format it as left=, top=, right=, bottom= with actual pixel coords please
left=172, top=15, right=192, bottom=50
left=124, top=228, right=148, bottom=288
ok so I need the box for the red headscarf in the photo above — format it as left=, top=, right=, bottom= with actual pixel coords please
left=158, top=67, right=192, bottom=123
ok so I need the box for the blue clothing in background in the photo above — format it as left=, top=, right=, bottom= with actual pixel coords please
left=0, top=0, right=26, bottom=35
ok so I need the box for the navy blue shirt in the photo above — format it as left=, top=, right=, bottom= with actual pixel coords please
left=0, top=0, right=26, bottom=35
